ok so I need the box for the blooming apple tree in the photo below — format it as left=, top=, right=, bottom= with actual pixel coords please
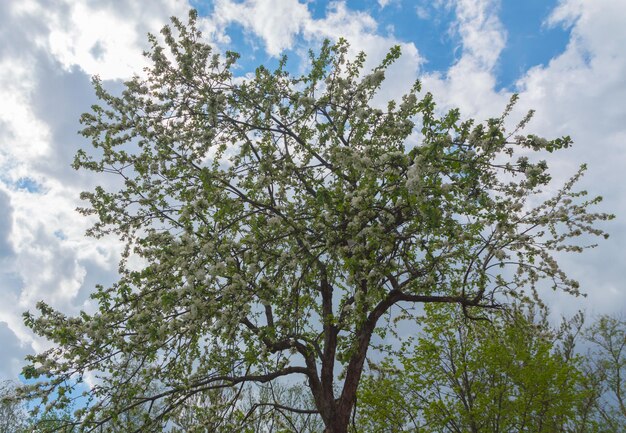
left=20, top=11, right=612, bottom=433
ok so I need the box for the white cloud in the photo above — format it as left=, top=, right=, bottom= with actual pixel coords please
left=546, top=0, right=583, bottom=29
left=14, top=0, right=192, bottom=80
left=45, top=5, right=145, bottom=80
left=0, top=58, right=51, bottom=164
left=452, top=0, right=505, bottom=70
left=214, top=0, right=311, bottom=57
left=421, top=0, right=509, bottom=117
left=416, top=6, right=430, bottom=20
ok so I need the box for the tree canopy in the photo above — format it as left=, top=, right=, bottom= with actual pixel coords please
left=356, top=305, right=594, bottom=432
left=1, top=380, right=28, bottom=433
left=20, top=10, right=612, bottom=433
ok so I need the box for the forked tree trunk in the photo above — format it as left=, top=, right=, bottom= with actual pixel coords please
left=320, top=321, right=374, bottom=433
left=317, top=291, right=401, bottom=432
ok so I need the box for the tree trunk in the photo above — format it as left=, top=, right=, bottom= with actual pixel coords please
left=322, top=409, right=351, bottom=433
left=319, top=292, right=400, bottom=432
left=320, top=326, right=373, bottom=433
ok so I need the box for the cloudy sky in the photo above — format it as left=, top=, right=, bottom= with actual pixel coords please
left=0, top=0, right=624, bottom=382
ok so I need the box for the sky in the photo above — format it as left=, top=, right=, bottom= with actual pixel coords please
left=0, top=0, right=625, bottom=382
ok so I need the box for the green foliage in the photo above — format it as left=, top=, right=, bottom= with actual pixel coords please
left=355, top=305, right=598, bottom=432
left=19, top=10, right=612, bottom=433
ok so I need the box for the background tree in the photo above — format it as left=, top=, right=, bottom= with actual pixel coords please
left=30, top=411, right=77, bottom=433
left=355, top=305, right=600, bottom=432
left=584, top=315, right=626, bottom=430
left=234, top=384, right=324, bottom=433
left=19, top=10, right=612, bottom=433
left=168, top=386, right=246, bottom=432
left=1, top=380, right=28, bottom=433
left=1, top=380, right=76, bottom=433
left=167, top=383, right=322, bottom=432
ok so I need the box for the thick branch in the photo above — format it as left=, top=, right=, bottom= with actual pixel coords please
left=239, top=317, right=323, bottom=409
left=320, top=275, right=338, bottom=422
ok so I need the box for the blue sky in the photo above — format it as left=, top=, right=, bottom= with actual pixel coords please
left=192, top=0, right=572, bottom=90
left=0, top=0, right=625, bottom=385
left=496, top=0, right=572, bottom=88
